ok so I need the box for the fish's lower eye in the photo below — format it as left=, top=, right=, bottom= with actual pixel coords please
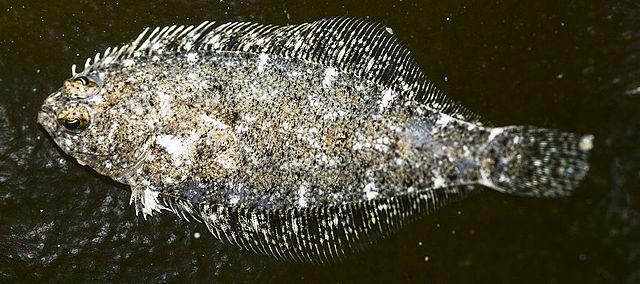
left=59, top=118, right=86, bottom=131
left=63, top=118, right=81, bottom=129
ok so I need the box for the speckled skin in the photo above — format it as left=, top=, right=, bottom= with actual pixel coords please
left=38, top=18, right=593, bottom=262
left=135, top=52, right=492, bottom=208
left=41, top=51, right=487, bottom=206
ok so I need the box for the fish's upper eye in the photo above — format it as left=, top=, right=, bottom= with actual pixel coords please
left=73, top=76, right=95, bottom=87
left=64, top=75, right=102, bottom=98
left=74, top=76, right=89, bottom=86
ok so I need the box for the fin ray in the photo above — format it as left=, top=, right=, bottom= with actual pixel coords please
left=82, top=18, right=487, bottom=124
left=480, top=126, right=593, bottom=197
left=199, top=185, right=479, bottom=263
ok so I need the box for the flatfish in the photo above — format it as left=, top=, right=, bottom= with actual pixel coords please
left=37, top=18, right=594, bottom=263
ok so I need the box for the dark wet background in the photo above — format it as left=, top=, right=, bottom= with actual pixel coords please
left=1, top=0, right=639, bottom=282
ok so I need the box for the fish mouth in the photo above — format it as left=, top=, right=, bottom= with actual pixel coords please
left=39, top=104, right=154, bottom=183
left=37, top=106, right=56, bottom=134
left=38, top=107, right=102, bottom=158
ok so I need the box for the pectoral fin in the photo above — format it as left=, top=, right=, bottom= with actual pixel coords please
left=129, top=180, right=167, bottom=220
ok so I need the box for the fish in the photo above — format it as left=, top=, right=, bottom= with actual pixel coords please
left=37, top=17, right=594, bottom=263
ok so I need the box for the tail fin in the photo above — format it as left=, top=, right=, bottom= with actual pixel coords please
left=479, top=126, right=594, bottom=197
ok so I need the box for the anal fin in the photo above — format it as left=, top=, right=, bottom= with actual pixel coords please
left=199, top=185, right=479, bottom=263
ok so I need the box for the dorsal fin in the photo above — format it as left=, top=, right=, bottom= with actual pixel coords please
left=197, top=185, right=479, bottom=263
left=199, top=17, right=485, bottom=123
left=81, top=18, right=487, bottom=124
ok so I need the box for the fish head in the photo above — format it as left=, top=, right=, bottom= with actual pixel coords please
left=38, top=71, right=155, bottom=182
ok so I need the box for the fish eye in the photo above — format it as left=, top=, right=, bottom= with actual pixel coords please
left=57, top=105, right=91, bottom=132
left=74, top=76, right=91, bottom=87
left=57, top=116, right=88, bottom=131
left=64, top=75, right=102, bottom=98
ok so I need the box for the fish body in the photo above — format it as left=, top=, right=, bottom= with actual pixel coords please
left=38, top=18, right=593, bottom=262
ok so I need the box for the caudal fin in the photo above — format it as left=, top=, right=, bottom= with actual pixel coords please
left=479, top=126, right=594, bottom=197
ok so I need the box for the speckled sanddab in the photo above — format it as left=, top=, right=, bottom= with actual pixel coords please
left=38, top=18, right=593, bottom=263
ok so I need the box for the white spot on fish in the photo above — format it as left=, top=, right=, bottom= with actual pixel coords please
left=186, top=53, right=198, bottom=62
left=215, top=154, right=235, bottom=169
left=243, top=114, right=257, bottom=123
left=187, top=72, right=199, bottom=81
left=156, top=135, right=184, bottom=155
left=322, top=109, right=346, bottom=120
left=352, top=143, right=365, bottom=150
left=435, top=114, right=455, bottom=126
left=380, top=88, right=397, bottom=110
left=134, top=106, right=144, bottom=116
left=229, top=195, right=240, bottom=205
left=157, top=91, right=173, bottom=117
left=122, top=58, right=135, bottom=67
left=305, top=127, right=321, bottom=148
left=107, top=123, right=118, bottom=140
left=513, top=136, right=522, bottom=144
left=488, top=128, right=504, bottom=141
left=373, top=137, right=390, bottom=152
left=298, top=185, right=308, bottom=208
left=208, top=34, right=221, bottom=47
left=307, top=94, right=321, bottom=108
left=281, top=121, right=290, bottom=131
left=364, top=182, right=378, bottom=200
left=235, top=124, right=249, bottom=133
left=322, top=67, right=338, bottom=87
left=156, top=133, right=199, bottom=167
left=257, top=53, right=269, bottom=73
left=432, top=171, right=446, bottom=188
left=86, top=95, right=105, bottom=104
left=200, top=114, right=230, bottom=129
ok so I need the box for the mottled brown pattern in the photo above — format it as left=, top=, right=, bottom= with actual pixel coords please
left=38, top=18, right=593, bottom=262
